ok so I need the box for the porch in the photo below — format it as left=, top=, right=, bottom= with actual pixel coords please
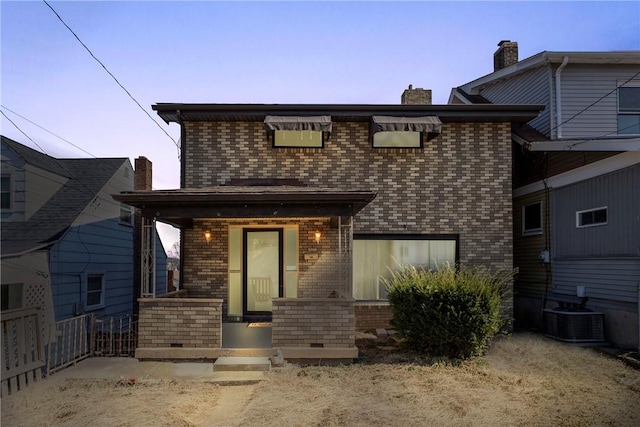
left=135, top=292, right=357, bottom=360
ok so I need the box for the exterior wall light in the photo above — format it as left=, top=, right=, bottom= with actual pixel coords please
left=203, top=230, right=213, bottom=244
left=314, top=230, right=322, bottom=244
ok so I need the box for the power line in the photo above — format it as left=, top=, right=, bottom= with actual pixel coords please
left=550, top=70, right=640, bottom=134
left=567, top=122, right=640, bottom=149
left=0, top=105, right=97, bottom=158
left=42, top=0, right=180, bottom=153
left=1, top=110, right=49, bottom=155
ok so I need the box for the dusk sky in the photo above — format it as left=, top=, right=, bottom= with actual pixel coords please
left=2, top=0, right=639, bottom=249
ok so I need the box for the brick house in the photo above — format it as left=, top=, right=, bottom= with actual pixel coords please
left=115, top=90, right=541, bottom=361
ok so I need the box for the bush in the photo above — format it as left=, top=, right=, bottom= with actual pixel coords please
left=383, top=264, right=511, bottom=359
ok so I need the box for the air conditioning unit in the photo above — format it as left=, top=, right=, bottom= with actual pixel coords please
left=543, top=309, right=606, bottom=344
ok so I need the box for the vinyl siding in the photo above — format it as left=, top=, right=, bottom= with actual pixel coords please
left=552, top=258, right=639, bottom=312
left=479, top=64, right=552, bottom=136
left=513, top=190, right=550, bottom=298
left=552, top=164, right=640, bottom=258
left=557, top=64, right=640, bottom=139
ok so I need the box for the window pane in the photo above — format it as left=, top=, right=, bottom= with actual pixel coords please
left=228, top=272, right=242, bottom=316
left=593, top=209, right=607, bottom=224
left=1, top=193, right=10, bottom=210
left=353, top=238, right=456, bottom=300
left=87, top=275, right=103, bottom=291
left=87, top=291, right=101, bottom=306
left=285, top=229, right=298, bottom=271
left=523, top=202, right=542, bottom=234
left=373, top=132, right=421, bottom=148
left=578, top=208, right=607, bottom=227
left=1, top=176, right=10, bottom=191
left=618, top=114, right=640, bottom=134
left=229, top=228, right=241, bottom=270
left=274, top=130, right=323, bottom=147
left=619, top=87, right=640, bottom=111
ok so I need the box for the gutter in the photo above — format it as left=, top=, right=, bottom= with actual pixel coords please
left=554, top=56, right=570, bottom=139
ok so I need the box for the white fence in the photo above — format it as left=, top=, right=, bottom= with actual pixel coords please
left=1, top=309, right=138, bottom=397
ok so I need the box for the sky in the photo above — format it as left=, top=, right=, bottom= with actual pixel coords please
left=1, top=0, right=639, bottom=251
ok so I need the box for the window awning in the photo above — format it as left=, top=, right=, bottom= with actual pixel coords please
left=264, top=115, right=332, bottom=132
left=371, top=116, right=442, bottom=141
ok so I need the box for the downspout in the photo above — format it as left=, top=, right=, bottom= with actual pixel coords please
left=554, top=56, right=569, bottom=139
left=177, top=110, right=186, bottom=291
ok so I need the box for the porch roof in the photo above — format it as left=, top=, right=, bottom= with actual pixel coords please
left=113, top=186, right=377, bottom=228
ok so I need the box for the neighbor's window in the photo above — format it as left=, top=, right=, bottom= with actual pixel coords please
left=120, top=204, right=133, bottom=226
left=353, top=236, right=457, bottom=300
left=373, top=131, right=422, bottom=148
left=85, top=274, right=105, bottom=309
left=577, top=207, right=608, bottom=228
left=618, top=83, right=640, bottom=134
left=1, top=283, right=23, bottom=311
left=523, top=201, right=543, bottom=236
left=1, top=174, right=11, bottom=210
left=273, top=130, right=323, bottom=148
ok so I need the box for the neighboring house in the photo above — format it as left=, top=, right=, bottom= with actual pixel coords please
left=450, top=41, right=640, bottom=348
left=115, top=92, right=542, bottom=361
left=1, top=136, right=167, bottom=335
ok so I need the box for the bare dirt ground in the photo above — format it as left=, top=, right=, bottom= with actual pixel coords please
left=2, top=332, right=640, bottom=427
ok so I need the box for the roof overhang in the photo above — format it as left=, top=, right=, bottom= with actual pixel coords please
left=113, top=186, right=378, bottom=228
left=152, top=103, right=543, bottom=125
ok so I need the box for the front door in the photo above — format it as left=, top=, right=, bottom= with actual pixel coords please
left=243, top=229, right=283, bottom=321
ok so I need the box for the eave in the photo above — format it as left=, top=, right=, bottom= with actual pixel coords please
left=113, top=187, right=378, bottom=228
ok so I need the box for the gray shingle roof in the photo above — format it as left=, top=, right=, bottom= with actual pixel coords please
left=1, top=137, right=127, bottom=257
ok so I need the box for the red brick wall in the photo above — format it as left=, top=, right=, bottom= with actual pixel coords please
left=354, top=302, right=393, bottom=332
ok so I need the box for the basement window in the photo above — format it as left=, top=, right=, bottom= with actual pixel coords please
left=576, top=207, right=607, bottom=228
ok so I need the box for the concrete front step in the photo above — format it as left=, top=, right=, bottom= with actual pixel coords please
left=207, top=371, right=267, bottom=385
left=213, top=356, right=271, bottom=372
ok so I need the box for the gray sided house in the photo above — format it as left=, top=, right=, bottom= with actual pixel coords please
left=451, top=41, right=640, bottom=348
left=115, top=93, right=542, bottom=361
left=1, top=136, right=167, bottom=334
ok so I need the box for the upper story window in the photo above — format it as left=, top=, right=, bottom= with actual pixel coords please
left=120, top=203, right=133, bottom=226
left=522, top=201, right=543, bottom=236
left=1, top=174, right=11, bottom=210
left=618, top=83, right=640, bottom=134
left=373, top=131, right=422, bottom=148
left=273, top=130, right=324, bottom=148
left=576, top=206, right=607, bottom=228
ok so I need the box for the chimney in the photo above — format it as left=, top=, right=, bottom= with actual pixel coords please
left=401, top=84, right=432, bottom=105
left=135, top=156, right=152, bottom=191
left=494, top=40, right=519, bottom=71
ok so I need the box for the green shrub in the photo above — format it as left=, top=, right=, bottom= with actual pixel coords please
left=383, top=264, right=511, bottom=359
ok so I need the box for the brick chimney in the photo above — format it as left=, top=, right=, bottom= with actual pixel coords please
left=135, top=156, right=152, bottom=191
left=401, top=84, right=432, bottom=105
left=494, top=40, right=519, bottom=71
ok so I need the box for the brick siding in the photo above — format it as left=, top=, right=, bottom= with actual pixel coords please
left=137, top=298, right=222, bottom=348
left=272, top=298, right=355, bottom=348
left=182, top=120, right=514, bottom=321
left=354, top=302, right=393, bottom=331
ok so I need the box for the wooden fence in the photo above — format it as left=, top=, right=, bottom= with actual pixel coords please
left=1, top=307, right=46, bottom=397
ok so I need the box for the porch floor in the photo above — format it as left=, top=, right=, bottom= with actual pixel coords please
left=222, top=322, right=272, bottom=349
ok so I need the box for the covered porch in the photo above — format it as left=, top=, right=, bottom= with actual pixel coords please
left=114, top=184, right=376, bottom=361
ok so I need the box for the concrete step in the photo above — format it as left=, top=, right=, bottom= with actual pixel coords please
left=207, top=371, right=267, bottom=385
left=213, top=356, right=271, bottom=372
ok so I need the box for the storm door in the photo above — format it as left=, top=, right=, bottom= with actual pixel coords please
left=243, top=229, right=283, bottom=320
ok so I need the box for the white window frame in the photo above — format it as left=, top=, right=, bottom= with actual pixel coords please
left=576, top=206, right=608, bottom=228
left=617, top=80, right=640, bottom=135
left=1, top=172, right=12, bottom=211
left=83, top=273, right=106, bottom=310
left=522, top=201, right=543, bottom=236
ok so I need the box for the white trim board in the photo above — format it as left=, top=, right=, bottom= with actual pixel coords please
left=513, top=152, right=640, bottom=198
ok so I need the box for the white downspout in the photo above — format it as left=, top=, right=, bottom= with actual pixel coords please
left=555, top=56, right=569, bottom=139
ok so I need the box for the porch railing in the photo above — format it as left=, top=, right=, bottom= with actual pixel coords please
left=46, top=314, right=92, bottom=375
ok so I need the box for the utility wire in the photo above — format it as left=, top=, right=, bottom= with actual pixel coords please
left=42, top=0, right=180, bottom=152
left=1, top=109, right=49, bottom=155
left=550, top=70, right=640, bottom=134
left=0, top=105, right=97, bottom=158
left=567, top=122, right=640, bottom=149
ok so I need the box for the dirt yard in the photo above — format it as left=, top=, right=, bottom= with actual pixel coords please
left=2, top=333, right=639, bottom=427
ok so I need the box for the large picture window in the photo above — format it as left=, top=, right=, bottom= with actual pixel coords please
left=618, top=83, right=640, bottom=134
left=353, top=235, right=457, bottom=300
